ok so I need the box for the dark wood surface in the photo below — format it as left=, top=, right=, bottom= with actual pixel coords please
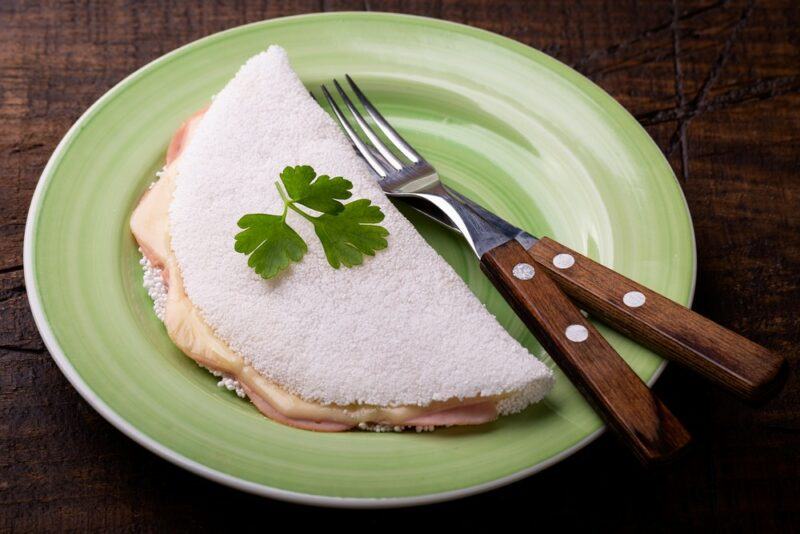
left=1, top=0, right=798, bottom=531
left=530, top=237, right=788, bottom=402
left=482, top=240, right=691, bottom=464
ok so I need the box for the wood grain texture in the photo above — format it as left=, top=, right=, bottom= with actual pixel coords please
left=1, top=0, right=798, bottom=531
left=481, top=240, right=691, bottom=464
left=529, top=237, right=788, bottom=402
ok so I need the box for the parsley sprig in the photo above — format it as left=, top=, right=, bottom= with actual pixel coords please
left=234, top=165, right=389, bottom=279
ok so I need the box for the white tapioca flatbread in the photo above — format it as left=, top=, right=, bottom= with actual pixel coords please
left=168, top=45, right=553, bottom=412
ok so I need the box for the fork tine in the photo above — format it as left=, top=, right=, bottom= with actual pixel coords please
left=316, top=88, right=392, bottom=176
left=345, top=74, right=422, bottom=163
left=320, top=85, right=388, bottom=178
left=364, top=144, right=396, bottom=176
left=333, top=80, right=403, bottom=170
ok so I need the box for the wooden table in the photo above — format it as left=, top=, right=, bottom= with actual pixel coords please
left=2, top=1, right=798, bottom=530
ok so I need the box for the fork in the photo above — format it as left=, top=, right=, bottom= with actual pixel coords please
left=321, top=77, right=693, bottom=464
left=322, top=76, right=786, bottom=400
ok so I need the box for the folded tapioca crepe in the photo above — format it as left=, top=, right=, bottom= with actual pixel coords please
left=130, top=45, right=553, bottom=432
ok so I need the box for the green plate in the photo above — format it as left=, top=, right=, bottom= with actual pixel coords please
left=24, top=13, right=695, bottom=506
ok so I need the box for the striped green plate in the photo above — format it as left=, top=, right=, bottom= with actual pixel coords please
left=24, top=13, right=695, bottom=507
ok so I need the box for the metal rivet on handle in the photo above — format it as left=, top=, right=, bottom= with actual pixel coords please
left=512, top=263, right=535, bottom=280
left=553, top=253, right=575, bottom=269
left=565, top=324, right=589, bottom=342
left=623, top=291, right=646, bottom=308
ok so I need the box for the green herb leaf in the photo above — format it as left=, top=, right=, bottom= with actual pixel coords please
left=280, top=165, right=352, bottom=214
left=234, top=213, right=307, bottom=279
left=312, top=199, right=389, bottom=268
left=235, top=165, right=389, bottom=278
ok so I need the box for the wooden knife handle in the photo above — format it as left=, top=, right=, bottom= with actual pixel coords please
left=481, top=240, right=690, bottom=465
left=529, top=237, right=788, bottom=403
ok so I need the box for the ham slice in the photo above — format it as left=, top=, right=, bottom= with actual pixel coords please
left=405, top=402, right=498, bottom=427
left=166, top=106, right=208, bottom=166
left=241, top=384, right=353, bottom=432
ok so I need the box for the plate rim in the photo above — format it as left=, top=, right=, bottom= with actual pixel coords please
left=23, top=11, right=696, bottom=508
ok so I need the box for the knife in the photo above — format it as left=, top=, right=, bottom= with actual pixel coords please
left=404, top=184, right=787, bottom=404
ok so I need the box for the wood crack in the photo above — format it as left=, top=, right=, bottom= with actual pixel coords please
left=573, top=0, right=729, bottom=73
left=671, top=0, right=690, bottom=181
left=664, top=0, right=755, bottom=168
left=7, top=142, right=45, bottom=155
left=688, top=1, right=755, bottom=113
left=0, top=286, right=25, bottom=303
left=0, top=264, right=23, bottom=275
left=637, top=75, right=800, bottom=125
left=0, top=344, right=46, bottom=355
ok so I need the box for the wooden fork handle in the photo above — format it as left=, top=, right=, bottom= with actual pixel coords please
left=481, top=240, right=690, bottom=465
left=528, top=237, right=788, bottom=403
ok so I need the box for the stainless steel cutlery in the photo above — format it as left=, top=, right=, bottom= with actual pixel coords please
left=320, top=76, right=786, bottom=464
